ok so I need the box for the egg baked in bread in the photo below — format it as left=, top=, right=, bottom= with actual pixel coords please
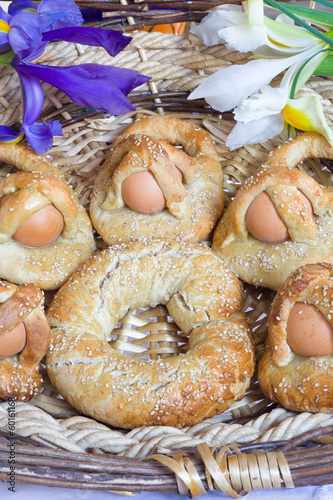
left=212, top=132, right=333, bottom=290
left=46, top=239, right=255, bottom=429
left=0, top=280, right=50, bottom=401
left=89, top=115, right=224, bottom=245
left=258, top=263, right=333, bottom=413
left=0, top=143, right=95, bottom=290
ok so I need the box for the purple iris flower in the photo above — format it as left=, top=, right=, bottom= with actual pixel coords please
left=14, top=59, right=150, bottom=116
left=0, top=0, right=150, bottom=153
left=0, top=65, right=63, bottom=152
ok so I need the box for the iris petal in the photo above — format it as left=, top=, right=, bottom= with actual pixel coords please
left=0, top=7, right=11, bottom=23
left=0, top=126, right=25, bottom=143
left=38, top=0, right=83, bottom=29
left=8, top=11, right=48, bottom=60
left=16, top=65, right=45, bottom=124
left=24, top=120, right=63, bottom=153
left=0, top=64, right=62, bottom=153
left=14, top=61, right=150, bottom=115
left=0, top=33, right=9, bottom=45
left=8, top=0, right=37, bottom=16
left=42, top=27, right=132, bottom=57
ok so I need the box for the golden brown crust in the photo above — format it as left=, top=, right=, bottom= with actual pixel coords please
left=89, top=116, right=224, bottom=244
left=258, top=263, right=333, bottom=413
left=46, top=239, right=255, bottom=429
left=0, top=280, right=50, bottom=401
left=264, top=132, right=333, bottom=168
left=0, top=144, right=95, bottom=290
left=212, top=165, right=333, bottom=290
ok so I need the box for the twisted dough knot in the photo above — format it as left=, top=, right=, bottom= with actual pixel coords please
left=90, top=115, right=224, bottom=245
left=258, top=263, right=333, bottom=413
left=101, top=133, right=200, bottom=219
left=0, top=172, right=78, bottom=244
left=264, top=131, right=333, bottom=168
left=233, top=166, right=326, bottom=245
left=46, top=239, right=254, bottom=429
left=212, top=134, right=333, bottom=290
left=0, top=280, right=50, bottom=401
left=0, top=143, right=95, bottom=290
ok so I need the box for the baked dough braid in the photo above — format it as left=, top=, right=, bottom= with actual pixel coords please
left=258, top=263, right=333, bottom=413
left=90, top=116, right=224, bottom=244
left=212, top=164, right=333, bottom=291
left=46, top=239, right=254, bottom=429
left=0, top=144, right=95, bottom=290
left=264, top=131, right=333, bottom=168
left=0, top=280, right=50, bottom=401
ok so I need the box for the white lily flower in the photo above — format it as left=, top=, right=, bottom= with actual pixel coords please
left=189, top=0, right=333, bottom=149
left=189, top=46, right=320, bottom=114
left=226, top=49, right=330, bottom=150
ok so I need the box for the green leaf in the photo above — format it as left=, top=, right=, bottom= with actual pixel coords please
left=264, top=0, right=333, bottom=46
left=311, top=0, right=333, bottom=10
left=275, top=2, right=333, bottom=28
left=290, top=49, right=328, bottom=98
left=314, top=54, right=333, bottom=75
left=0, top=51, right=14, bottom=66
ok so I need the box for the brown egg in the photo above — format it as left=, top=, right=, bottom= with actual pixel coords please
left=245, top=191, right=312, bottom=243
left=121, top=168, right=182, bottom=214
left=0, top=322, right=26, bottom=357
left=12, top=205, right=64, bottom=247
left=286, top=302, right=333, bottom=357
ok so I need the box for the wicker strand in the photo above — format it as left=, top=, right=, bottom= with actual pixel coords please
left=2, top=399, right=333, bottom=458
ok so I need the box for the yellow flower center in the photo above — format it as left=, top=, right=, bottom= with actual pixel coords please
left=4, top=132, right=25, bottom=145
left=282, top=104, right=313, bottom=131
left=0, top=20, right=10, bottom=33
left=268, top=37, right=291, bottom=48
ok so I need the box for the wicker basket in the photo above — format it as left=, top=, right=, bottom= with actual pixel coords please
left=1, top=1, right=333, bottom=497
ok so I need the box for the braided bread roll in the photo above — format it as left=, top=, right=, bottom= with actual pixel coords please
left=212, top=133, right=333, bottom=290
left=0, top=144, right=95, bottom=290
left=90, top=116, right=224, bottom=244
left=0, top=280, right=50, bottom=401
left=258, top=263, right=333, bottom=413
left=46, top=240, right=254, bottom=429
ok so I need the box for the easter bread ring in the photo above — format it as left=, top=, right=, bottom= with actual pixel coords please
left=46, top=239, right=255, bottom=429
left=212, top=133, right=333, bottom=290
left=0, top=280, right=50, bottom=401
left=258, top=263, right=333, bottom=413
left=89, top=115, right=224, bottom=244
left=0, top=143, right=95, bottom=290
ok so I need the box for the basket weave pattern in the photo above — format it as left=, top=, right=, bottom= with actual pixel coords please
left=1, top=4, right=333, bottom=495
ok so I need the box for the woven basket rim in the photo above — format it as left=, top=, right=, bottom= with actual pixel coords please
left=1, top=3, right=333, bottom=495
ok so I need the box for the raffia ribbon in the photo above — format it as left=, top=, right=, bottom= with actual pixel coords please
left=148, top=443, right=294, bottom=498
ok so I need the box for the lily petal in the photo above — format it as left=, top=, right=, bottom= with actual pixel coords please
left=219, top=24, right=268, bottom=52
left=190, top=7, right=246, bottom=46
left=226, top=113, right=285, bottom=150
left=42, top=27, right=132, bottom=57
left=13, top=61, right=150, bottom=115
left=283, top=95, right=333, bottom=145
left=247, top=0, right=264, bottom=27
left=234, top=85, right=288, bottom=122
left=189, top=51, right=310, bottom=112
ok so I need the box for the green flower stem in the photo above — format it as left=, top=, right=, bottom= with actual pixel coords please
left=264, top=0, right=333, bottom=47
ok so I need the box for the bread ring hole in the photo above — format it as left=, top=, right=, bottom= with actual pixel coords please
left=0, top=164, right=20, bottom=179
left=108, top=305, right=188, bottom=360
